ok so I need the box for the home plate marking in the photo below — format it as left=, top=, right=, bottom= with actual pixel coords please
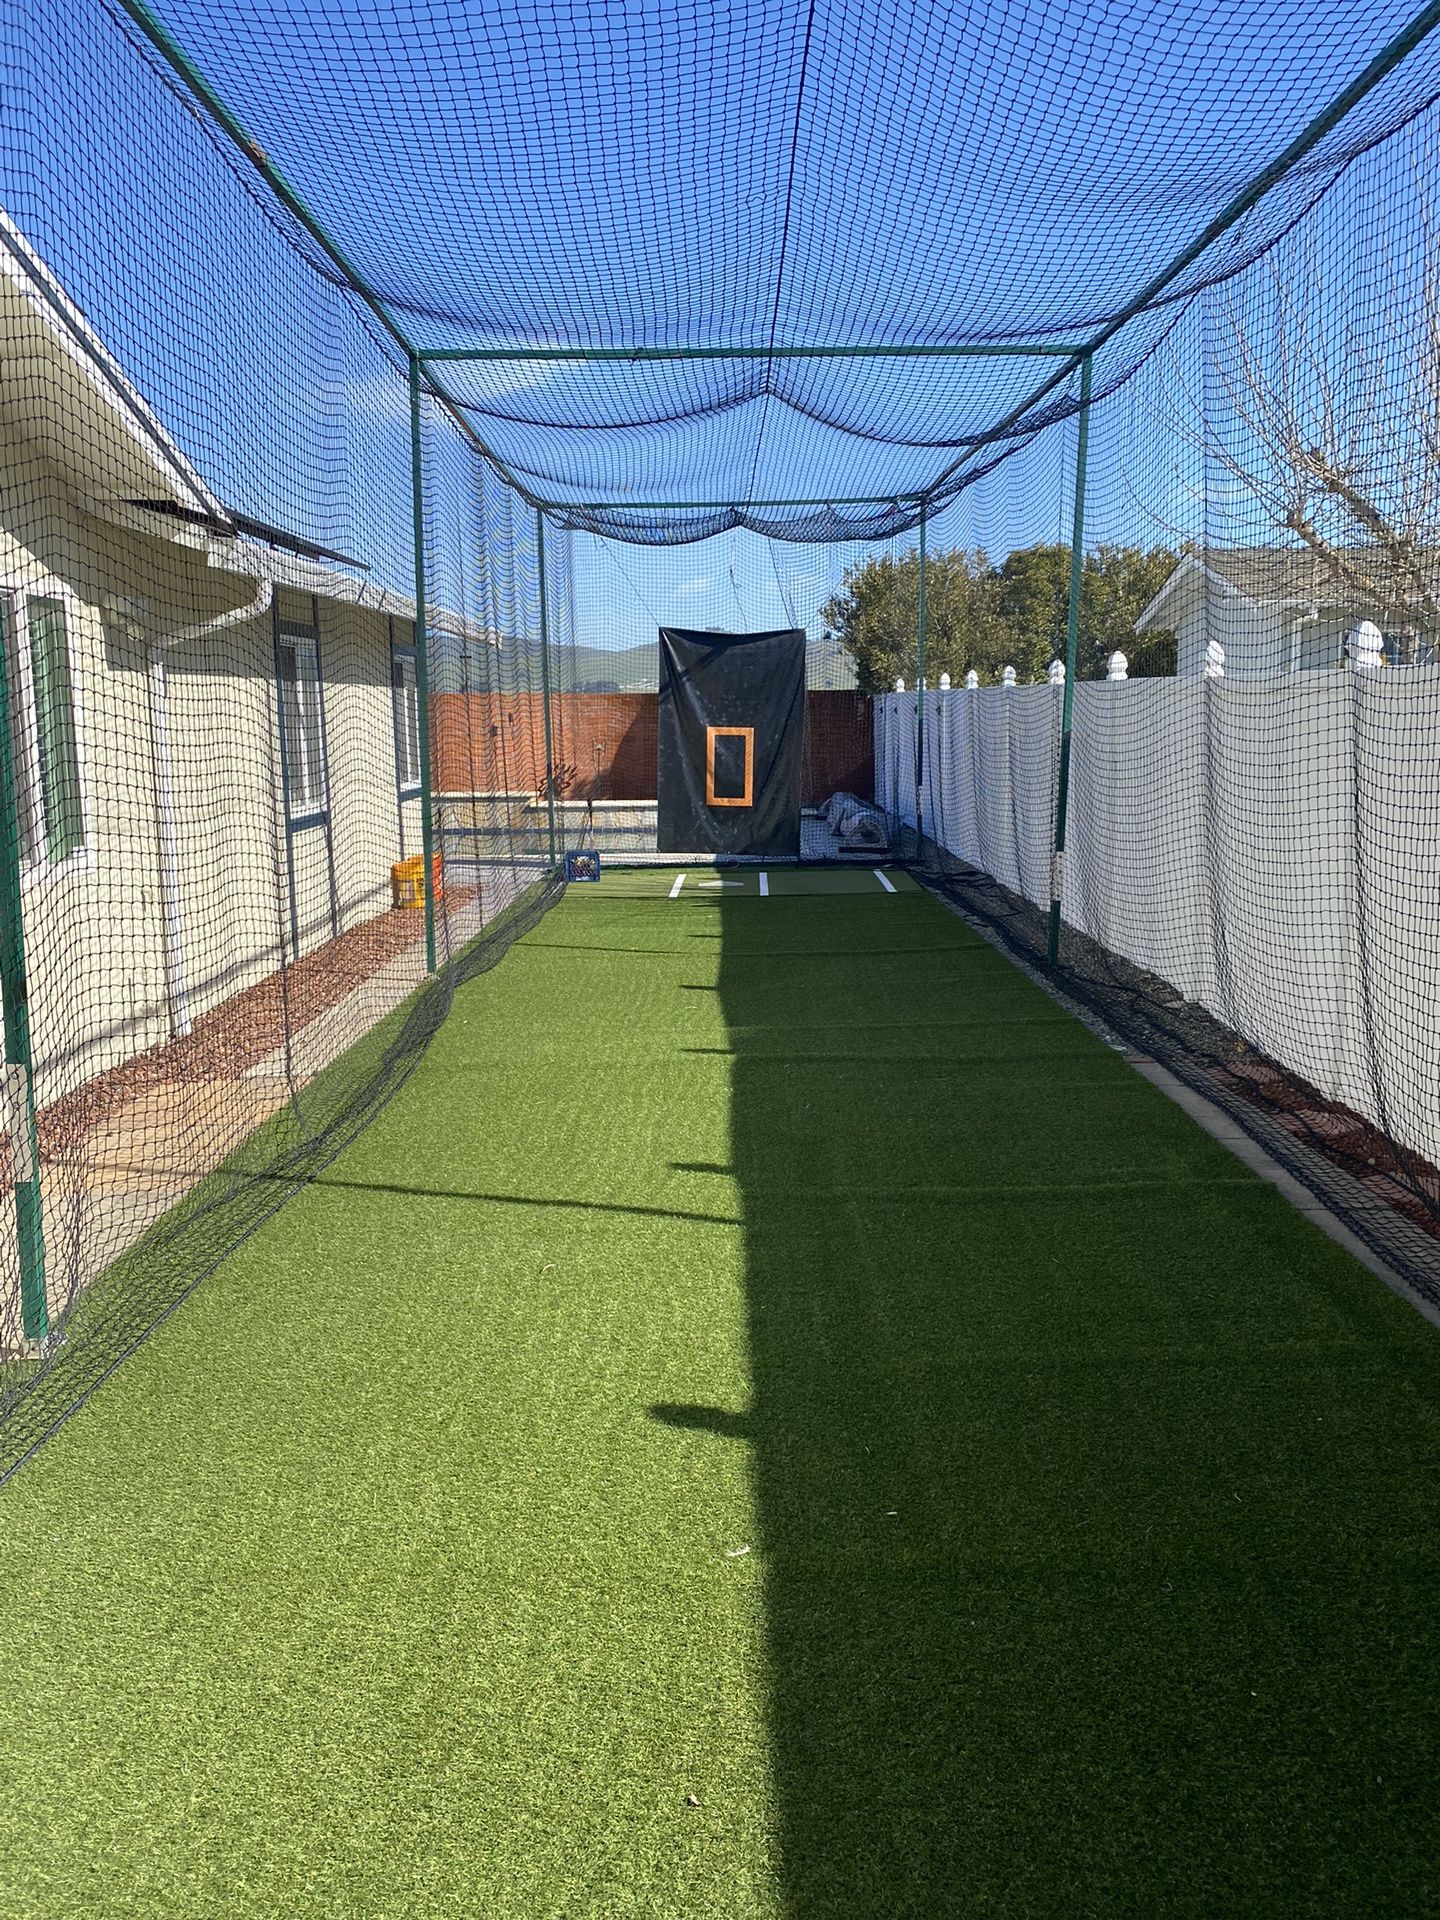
left=696, top=879, right=744, bottom=889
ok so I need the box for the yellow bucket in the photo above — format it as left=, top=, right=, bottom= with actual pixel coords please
left=392, top=853, right=443, bottom=909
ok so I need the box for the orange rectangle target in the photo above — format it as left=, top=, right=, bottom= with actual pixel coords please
left=705, top=725, right=755, bottom=807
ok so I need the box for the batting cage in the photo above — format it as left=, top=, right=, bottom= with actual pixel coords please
left=7, top=0, right=1440, bottom=1906
left=2, top=0, right=1440, bottom=1441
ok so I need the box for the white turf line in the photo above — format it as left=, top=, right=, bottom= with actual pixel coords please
left=668, top=872, right=685, bottom=898
left=758, top=872, right=769, bottom=896
left=874, top=869, right=897, bottom=893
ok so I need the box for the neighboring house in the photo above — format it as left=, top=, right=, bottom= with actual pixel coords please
left=0, top=208, right=441, bottom=1107
left=1135, top=548, right=1440, bottom=676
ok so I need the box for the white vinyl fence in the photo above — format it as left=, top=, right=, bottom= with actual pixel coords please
left=876, top=669, right=1440, bottom=1171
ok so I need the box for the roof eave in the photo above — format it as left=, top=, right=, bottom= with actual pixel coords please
left=0, top=206, right=231, bottom=532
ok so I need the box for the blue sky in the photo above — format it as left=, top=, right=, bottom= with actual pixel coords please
left=2, top=0, right=1438, bottom=650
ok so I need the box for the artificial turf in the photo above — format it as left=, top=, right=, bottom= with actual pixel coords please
left=3, top=868, right=1440, bottom=1915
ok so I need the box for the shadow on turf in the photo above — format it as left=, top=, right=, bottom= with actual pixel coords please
left=310, top=1172, right=740, bottom=1228
left=518, top=941, right=703, bottom=956
left=650, top=1401, right=752, bottom=1440
left=695, top=887, right=1440, bottom=1916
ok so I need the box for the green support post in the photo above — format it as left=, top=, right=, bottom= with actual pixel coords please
left=535, top=510, right=558, bottom=868
left=408, top=351, right=438, bottom=974
left=1047, top=352, right=1093, bottom=967
left=914, top=505, right=927, bottom=845
left=417, top=343, right=1087, bottom=363
left=0, top=629, right=46, bottom=1340
left=114, top=0, right=543, bottom=515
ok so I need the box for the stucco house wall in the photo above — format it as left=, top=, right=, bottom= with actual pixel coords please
left=1172, top=585, right=1286, bottom=676
left=1143, top=550, right=1434, bottom=676
left=1170, top=584, right=1351, bottom=676
left=0, top=453, right=171, bottom=1100
left=0, top=428, right=420, bottom=1109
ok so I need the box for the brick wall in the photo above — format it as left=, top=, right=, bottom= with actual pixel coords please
left=432, top=690, right=873, bottom=804
left=802, top=691, right=874, bottom=802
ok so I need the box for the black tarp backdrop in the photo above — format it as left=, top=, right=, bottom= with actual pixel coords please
left=656, top=627, right=806, bottom=856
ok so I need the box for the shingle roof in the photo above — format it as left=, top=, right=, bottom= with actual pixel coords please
left=1201, top=547, right=1440, bottom=607
left=1137, top=547, right=1440, bottom=630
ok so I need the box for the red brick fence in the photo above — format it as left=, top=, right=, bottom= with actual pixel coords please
left=433, top=690, right=873, bottom=804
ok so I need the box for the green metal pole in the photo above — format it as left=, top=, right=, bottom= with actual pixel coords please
left=1047, top=352, right=1093, bottom=967
left=914, top=506, right=927, bottom=845
left=110, top=0, right=543, bottom=510
left=417, top=343, right=1087, bottom=363
left=409, top=351, right=438, bottom=974
left=535, top=509, right=558, bottom=868
left=542, top=494, right=924, bottom=512
left=920, top=0, right=1440, bottom=505
left=0, top=627, right=46, bottom=1340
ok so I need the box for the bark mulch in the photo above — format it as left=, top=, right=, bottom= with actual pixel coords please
left=38, top=892, right=474, bottom=1159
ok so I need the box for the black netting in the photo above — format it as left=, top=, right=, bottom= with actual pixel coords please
left=4, top=0, right=1440, bottom=1461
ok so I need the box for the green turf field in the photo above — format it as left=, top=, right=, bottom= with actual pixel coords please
left=4, top=872, right=1440, bottom=1916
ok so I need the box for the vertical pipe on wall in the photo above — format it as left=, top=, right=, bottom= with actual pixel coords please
left=914, top=504, right=927, bottom=842
left=0, top=625, right=45, bottom=1341
left=408, top=351, right=438, bottom=974
left=1047, top=352, right=1093, bottom=967
left=148, top=649, right=192, bottom=1038
left=535, top=508, right=558, bottom=868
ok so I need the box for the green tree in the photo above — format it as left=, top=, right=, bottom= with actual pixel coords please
left=821, top=548, right=1009, bottom=695
left=826, top=540, right=1179, bottom=690
left=992, top=544, right=1072, bottom=682
left=997, top=543, right=1181, bottom=678
left=1083, top=544, right=1181, bottom=678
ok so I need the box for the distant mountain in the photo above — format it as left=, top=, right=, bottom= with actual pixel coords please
left=555, top=642, right=661, bottom=692
left=800, top=636, right=860, bottom=691
left=483, top=635, right=859, bottom=693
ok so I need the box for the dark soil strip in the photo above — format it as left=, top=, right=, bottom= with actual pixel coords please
left=38, top=891, right=475, bottom=1158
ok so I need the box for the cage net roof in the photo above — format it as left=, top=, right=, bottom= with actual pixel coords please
left=97, top=0, right=1440, bottom=538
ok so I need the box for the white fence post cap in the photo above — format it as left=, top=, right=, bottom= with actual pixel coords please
left=1048, top=658, right=1065, bottom=685
left=1106, top=650, right=1129, bottom=681
left=894, top=676, right=906, bottom=692
left=1203, top=638, right=1225, bottom=679
left=1001, top=664, right=1017, bottom=687
left=938, top=671, right=951, bottom=690
left=1346, top=620, right=1384, bottom=671
left=964, top=669, right=979, bottom=689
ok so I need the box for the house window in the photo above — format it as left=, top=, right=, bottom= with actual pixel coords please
left=0, top=587, right=84, bottom=870
left=276, top=618, right=328, bottom=821
left=1382, top=630, right=1438, bottom=667
left=391, top=639, right=422, bottom=795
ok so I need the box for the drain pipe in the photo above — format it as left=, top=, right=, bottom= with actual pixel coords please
left=163, top=572, right=273, bottom=647
left=146, top=650, right=191, bottom=1038
left=110, top=574, right=274, bottom=1041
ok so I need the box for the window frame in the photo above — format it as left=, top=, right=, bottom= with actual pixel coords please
left=390, top=623, right=422, bottom=800
left=274, top=604, right=331, bottom=829
left=0, top=578, right=90, bottom=884
left=1381, top=629, right=1438, bottom=668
